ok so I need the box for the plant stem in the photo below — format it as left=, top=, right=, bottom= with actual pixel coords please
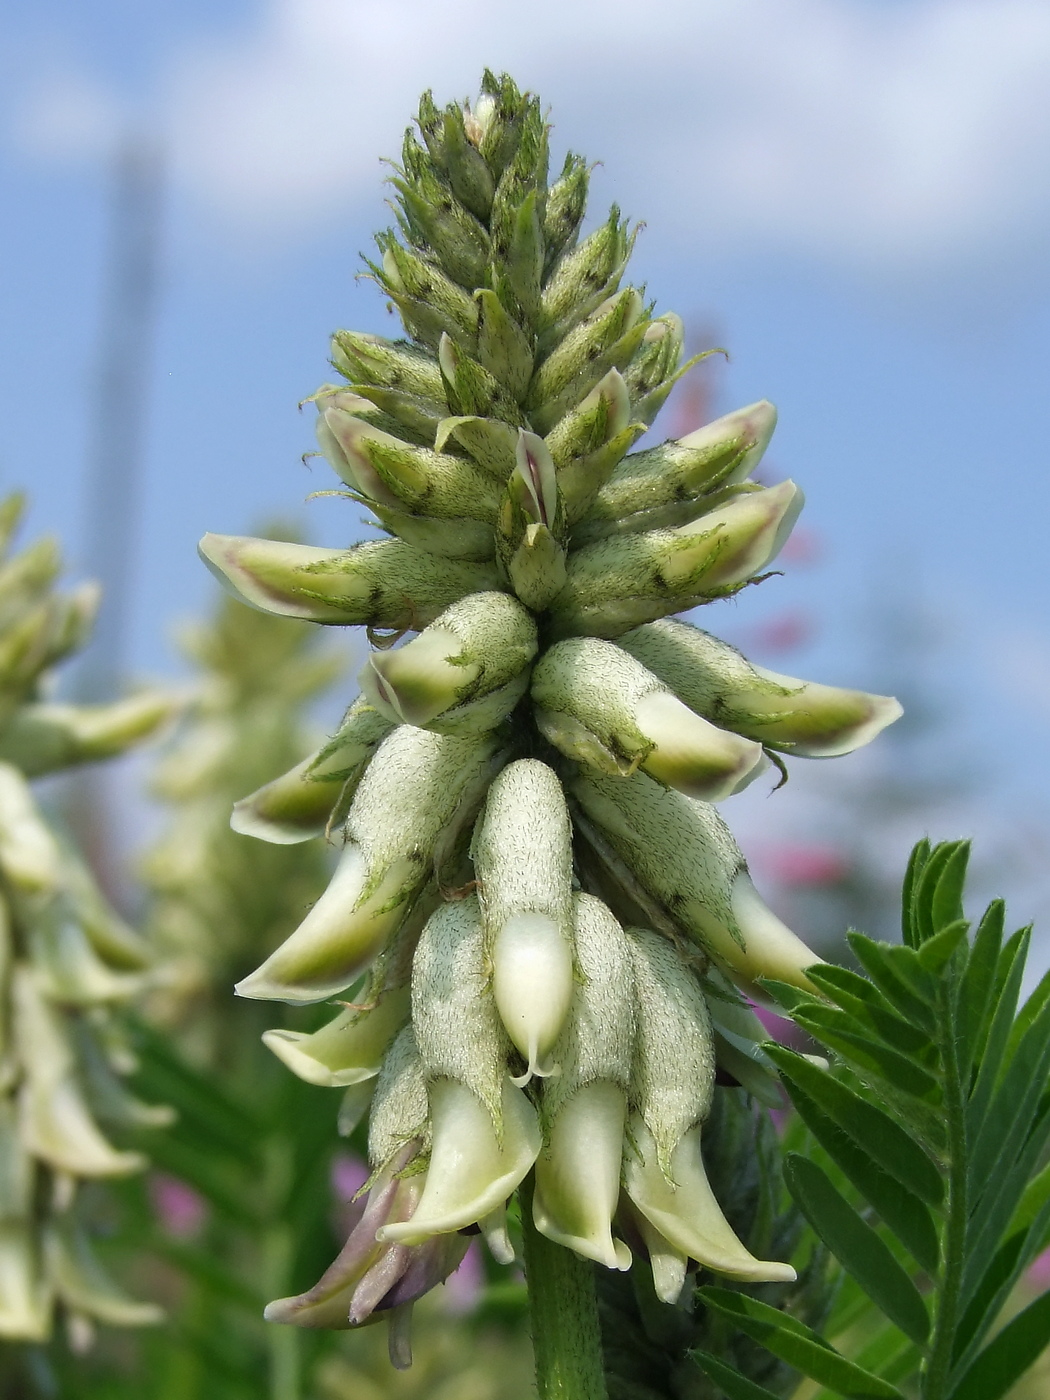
left=924, top=985, right=968, bottom=1400
left=263, top=1140, right=301, bottom=1400
left=521, top=1177, right=609, bottom=1400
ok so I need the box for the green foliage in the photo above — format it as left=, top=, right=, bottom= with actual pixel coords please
left=693, top=840, right=1050, bottom=1400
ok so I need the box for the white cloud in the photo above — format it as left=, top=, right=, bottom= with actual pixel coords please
left=10, top=0, right=1050, bottom=273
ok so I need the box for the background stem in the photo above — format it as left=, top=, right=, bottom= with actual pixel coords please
left=521, top=1178, right=609, bottom=1400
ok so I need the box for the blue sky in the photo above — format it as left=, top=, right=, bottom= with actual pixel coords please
left=2, top=0, right=1050, bottom=939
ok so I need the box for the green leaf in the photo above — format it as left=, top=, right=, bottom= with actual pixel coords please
left=956, top=900, right=1005, bottom=1081
left=915, top=840, right=969, bottom=945
left=1005, top=962, right=1050, bottom=1076
left=698, top=1288, right=906, bottom=1400
left=901, top=839, right=932, bottom=948
left=1011, top=1159, right=1050, bottom=1236
left=963, top=1097, right=1050, bottom=1306
left=948, top=1289, right=1050, bottom=1400
left=765, top=1045, right=943, bottom=1207
left=916, top=920, right=969, bottom=975
left=755, top=978, right=823, bottom=1017
left=791, top=1006, right=940, bottom=1102
left=954, top=1200, right=1050, bottom=1373
left=784, top=1156, right=930, bottom=1346
left=969, top=986, right=1050, bottom=1202
left=966, top=927, right=1031, bottom=1140
left=847, top=935, right=936, bottom=1032
left=805, top=966, right=932, bottom=1054
left=689, top=1351, right=783, bottom=1400
left=779, top=1075, right=940, bottom=1274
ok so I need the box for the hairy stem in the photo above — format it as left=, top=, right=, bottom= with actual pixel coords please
left=521, top=1177, right=609, bottom=1400
left=924, top=984, right=968, bottom=1400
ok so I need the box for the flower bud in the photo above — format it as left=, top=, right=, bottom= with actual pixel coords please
left=321, top=410, right=502, bottom=523
left=542, top=153, right=589, bottom=270
left=29, top=900, right=142, bottom=1006
left=0, top=693, right=175, bottom=779
left=472, top=761, right=575, bottom=1083
left=528, top=290, right=648, bottom=436
left=619, top=618, right=903, bottom=757
left=490, top=189, right=544, bottom=332
left=435, top=415, right=520, bottom=480
left=230, top=755, right=354, bottom=845
left=390, top=174, right=490, bottom=292
left=264, top=1140, right=430, bottom=1329
left=262, top=985, right=410, bottom=1088
left=574, top=401, right=777, bottom=545
left=625, top=927, right=715, bottom=1173
left=540, top=209, right=633, bottom=336
left=620, top=314, right=686, bottom=426
left=442, top=105, right=496, bottom=221
left=235, top=728, right=501, bottom=1002
left=438, top=336, right=523, bottom=424
left=545, top=368, right=631, bottom=469
left=532, top=894, right=634, bottom=1271
left=330, top=332, right=445, bottom=405
left=305, top=697, right=397, bottom=785
left=531, top=638, right=766, bottom=802
left=198, top=534, right=500, bottom=630
left=475, top=289, right=533, bottom=402
left=375, top=236, right=478, bottom=353
left=13, top=969, right=143, bottom=1178
left=624, top=1118, right=796, bottom=1285
left=570, top=769, right=822, bottom=994
left=359, top=591, right=537, bottom=734
left=368, top=505, right=496, bottom=562
left=548, top=481, right=803, bottom=639
left=505, top=523, right=567, bottom=613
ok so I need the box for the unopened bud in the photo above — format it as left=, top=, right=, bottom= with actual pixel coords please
left=323, top=409, right=502, bottom=523
left=532, top=894, right=634, bottom=1270
left=571, top=769, right=822, bottom=994
left=549, top=480, right=803, bottom=639
left=330, top=332, right=445, bottom=404
left=576, top=401, right=777, bottom=544
left=435, top=415, right=520, bottom=480
left=231, top=756, right=356, bottom=845
left=236, top=728, right=501, bottom=1002
left=540, top=209, right=633, bottom=336
left=359, top=591, right=536, bottom=734
left=528, top=290, right=648, bottom=436
left=0, top=1221, right=48, bottom=1340
left=47, top=1214, right=163, bottom=1327
left=475, top=289, right=534, bottom=401
left=532, top=638, right=765, bottom=801
left=505, top=523, right=567, bottom=613
left=619, top=618, right=902, bottom=757
left=472, top=761, right=575, bottom=1083
left=390, top=175, right=490, bottom=292
left=542, top=153, right=589, bottom=270
left=262, top=985, right=410, bottom=1087
left=375, top=236, right=478, bottom=353
left=198, top=534, right=500, bottom=630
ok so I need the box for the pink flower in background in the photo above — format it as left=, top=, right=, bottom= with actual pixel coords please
left=151, top=1173, right=207, bottom=1239
left=1028, top=1248, right=1050, bottom=1290
left=444, top=1240, right=484, bottom=1315
left=764, top=843, right=850, bottom=888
